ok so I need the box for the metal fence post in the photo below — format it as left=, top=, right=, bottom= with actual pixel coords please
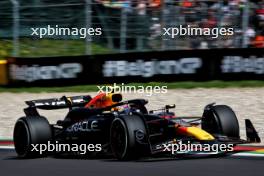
left=10, top=0, right=19, bottom=57
left=242, top=0, right=249, bottom=48
left=85, top=0, right=92, bottom=55
left=120, top=7, right=127, bottom=53
left=162, top=0, right=172, bottom=50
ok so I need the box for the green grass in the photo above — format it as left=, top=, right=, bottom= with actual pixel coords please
left=1, top=80, right=264, bottom=93
left=0, top=38, right=113, bottom=58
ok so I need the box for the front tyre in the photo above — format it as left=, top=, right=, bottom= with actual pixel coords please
left=202, top=105, right=239, bottom=138
left=110, top=115, right=148, bottom=160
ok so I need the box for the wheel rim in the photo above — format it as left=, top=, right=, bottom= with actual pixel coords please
left=110, top=119, right=128, bottom=159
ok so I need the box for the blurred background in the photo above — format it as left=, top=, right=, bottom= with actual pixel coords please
left=0, top=0, right=263, bottom=58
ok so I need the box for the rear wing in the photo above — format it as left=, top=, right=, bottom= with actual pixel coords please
left=24, top=96, right=148, bottom=117
left=25, top=95, right=92, bottom=110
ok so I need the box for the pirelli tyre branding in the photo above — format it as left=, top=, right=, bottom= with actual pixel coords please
left=103, top=58, right=202, bottom=77
left=9, top=63, right=83, bottom=82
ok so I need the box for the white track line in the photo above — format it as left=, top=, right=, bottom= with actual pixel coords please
left=231, top=153, right=264, bottom=157
left=0, top=146, right=14, bottom=149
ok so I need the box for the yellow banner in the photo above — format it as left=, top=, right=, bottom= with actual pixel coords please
left=0, top=60, right=8, bottom=85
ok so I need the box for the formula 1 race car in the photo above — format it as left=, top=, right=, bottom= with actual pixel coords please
left=13, top=92, right=261, bottom=160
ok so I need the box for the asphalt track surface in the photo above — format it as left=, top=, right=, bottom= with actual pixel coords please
left=1, top=149, right=264, bottom=176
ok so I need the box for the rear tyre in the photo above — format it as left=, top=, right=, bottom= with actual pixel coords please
left=110, top=115, right=148, bottom=160
left=13, top=116, right=52, bottom=158
left=202, top=105, right=239, bottom=138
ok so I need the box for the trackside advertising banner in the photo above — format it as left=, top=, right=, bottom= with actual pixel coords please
left=5, top=48, right=264, bottom=86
